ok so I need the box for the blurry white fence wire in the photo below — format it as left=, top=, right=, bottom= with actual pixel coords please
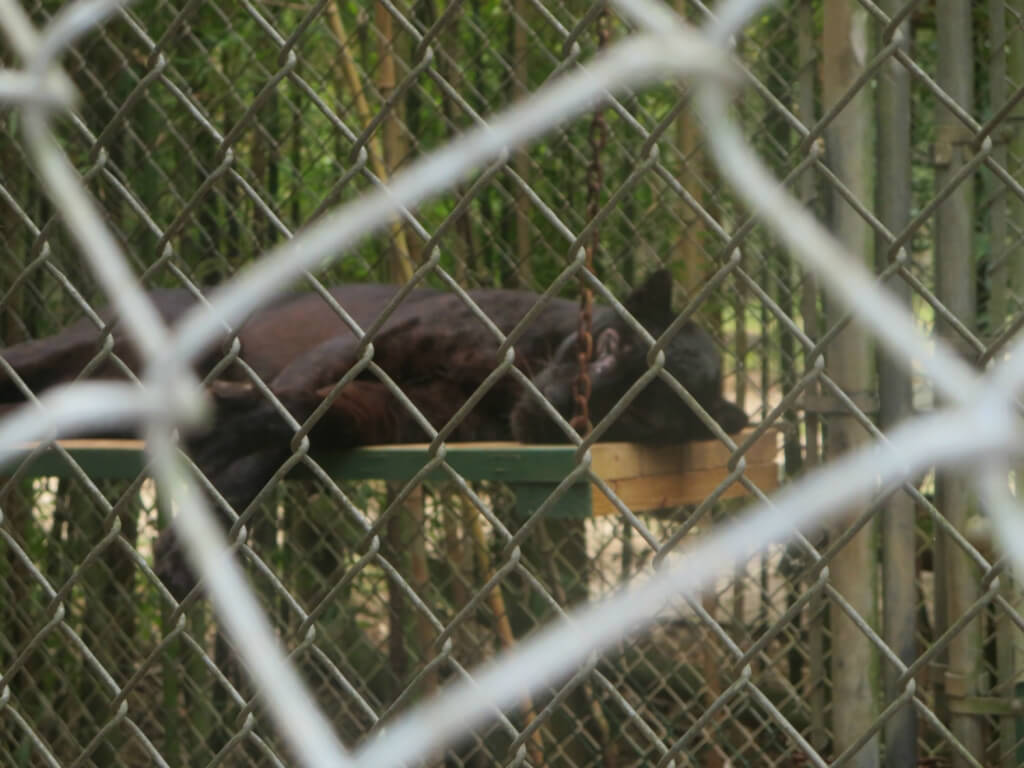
left=0, top=0, right=1021, bottom=766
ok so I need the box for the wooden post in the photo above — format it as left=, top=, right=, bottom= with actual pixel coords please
left=822, top=1, right=879, bottom=765
left=934, top=3, right=985, bottom=765
left=876, top=2, right=917, bottom=765
left=1007, top=2, right=1024, bottom=759
left=796, top=0, right=826, bottom=750
left=986, top=3, right=1024, bottom=765
left=1012, top=0, right=1024, bottom=309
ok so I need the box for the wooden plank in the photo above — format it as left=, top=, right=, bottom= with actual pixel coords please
left=589, top=463, right=779, bottom=516
left=12, top=433, right=775, bottom=484
left=513, top=482, right=593, bottom=520
left=589, top=428, right=777, bottom=480
left=37, top=438, right=145, bottom=451
left=10, top=440, right=584, bottom=483
left=11, top=439, right=148, bottom=480
left=320, top=442, right=581, bottom=482
left=9, top=434, right=781, bottom=518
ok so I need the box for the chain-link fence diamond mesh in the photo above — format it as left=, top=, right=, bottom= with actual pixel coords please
left=2, top=0, right=1024, bottom=767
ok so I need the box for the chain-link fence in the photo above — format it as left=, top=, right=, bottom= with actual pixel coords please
left=1, top=0, right=1024, bottom=766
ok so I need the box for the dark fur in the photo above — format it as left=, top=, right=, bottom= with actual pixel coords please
left=209, top=273, right=744, bottom=442
left=0, top=284, right=439, bottom=411
left=0, top=289, right=196, bottom=408
left=0, top=272, right=747, bottom=597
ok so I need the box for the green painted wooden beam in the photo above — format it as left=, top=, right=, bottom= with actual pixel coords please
left=318, top=443, right=585, bottom=482
left=5, top=440, right=594, bottom=518
left=10, top=442, right=149, bottom=481
left=9, top=441, right=588, bottom=482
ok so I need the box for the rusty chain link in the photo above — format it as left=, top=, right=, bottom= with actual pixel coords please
left=570, top=6, right=610, bottom=437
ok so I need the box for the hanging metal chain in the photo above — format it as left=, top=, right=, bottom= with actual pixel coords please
left=570, top=8, right=609, bottom=436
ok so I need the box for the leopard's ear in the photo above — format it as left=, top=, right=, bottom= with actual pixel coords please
left=623, top=269, right=674, bottom=328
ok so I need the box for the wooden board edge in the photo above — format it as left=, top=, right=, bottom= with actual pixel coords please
left=589, top=428, right=778, bottom=480
left=590, top=463, right=780, bottom=516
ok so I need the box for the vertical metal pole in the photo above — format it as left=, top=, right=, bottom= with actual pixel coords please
left=876, top=4, right=917, bottom=767
left=822, top=1, right=879, bottom=765
left=934, top=2, right=984, bottom=764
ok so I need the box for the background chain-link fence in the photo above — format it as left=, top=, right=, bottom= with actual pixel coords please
left=1, top=0, right=1024, bottom=766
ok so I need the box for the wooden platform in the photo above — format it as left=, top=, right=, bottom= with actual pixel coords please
left=8, top=429, right=779, bottom=517
left=586, top=433, right=779, bottom=515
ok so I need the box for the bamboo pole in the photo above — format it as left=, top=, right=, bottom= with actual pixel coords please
left=469, top=508, right=544, bottom=766
left=673, top=0, right=706, bottom=298
left=374, top=1, right=417, bottom=281
left=410, top=489, right=440, bottom=704
left=511, top=0, right=533, bottom=287
left=325, top=1, right=414, bottom=282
